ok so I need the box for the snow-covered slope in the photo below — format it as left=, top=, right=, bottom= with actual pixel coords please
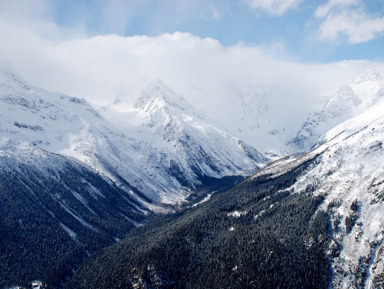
left=132, top=80, right=267, bottom=183
left=68, top=98, right=384, bottom=288
left=100, top=80, right=268, bottom=203
left=0, top=148, right=147, bottom=287
left=254, top=99, right=384, bottom=288
left=314, top=101, right=384, bottom=288
left=288, top=67, right=384, bottom=153
left=0, top=63, right=266, bottom=208
left=0, top=63, right=159, bottom=207
left=0, top=61, right=268, bottom=286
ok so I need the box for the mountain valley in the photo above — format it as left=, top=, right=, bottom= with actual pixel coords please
left=1, top=61, right=384, bottom=288
left=66, top=95, right=384, bottom=289
left=0, top=62, right=265, bottom=288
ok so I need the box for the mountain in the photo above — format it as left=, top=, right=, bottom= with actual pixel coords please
left=0, top=62, right=149, bottom=287
left=132, top=80, right=267, bottom=186
left=97, top=79, right=268, bottom=204
left=0, top=62, right=155, bottom=205
left=288, top=67, right=384, bottom=152
left=0, top=62, right=266, bottom=287
left=295, top=99, right=384, bottom=288
left=0, top=150, right=147, bottom=288
left=0, top=62, right=266, bottom=205
left=67, top=98, right=384, bottom=288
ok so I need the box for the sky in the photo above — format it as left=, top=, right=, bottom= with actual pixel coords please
left=0, top=0, right=383, bottom=151
left=2, top=0, right=384, bottom=62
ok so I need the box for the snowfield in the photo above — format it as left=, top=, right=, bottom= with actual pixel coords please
left=2, top=58, right=384, bottom=288
left=0, top=62, right=266, bottom=210
left=289, top=67, right=384, bottom=153
left=254, top=99, right=384, bottom=288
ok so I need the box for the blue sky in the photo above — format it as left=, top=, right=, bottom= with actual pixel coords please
left=0, top=0, right=383, bottom=100
left=0, top=0, right=383, bottom=149
left=36, top=0, right=384, bottom=63
left=0, top=0, right=383, bottom=63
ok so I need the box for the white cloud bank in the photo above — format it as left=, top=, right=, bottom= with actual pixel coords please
left=315, top=0, right=384, bottom=44
left=0, top=1, right=382, bottom=152
left=0, top=30, right=378, bottom=150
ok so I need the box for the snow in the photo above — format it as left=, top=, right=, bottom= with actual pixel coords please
left=31, top=281, right=42, bottom=289
left=254, top=209, right=266, bottom=220
left=192, top=192, right=215, bottom=207
left=3, top=58, right=384, bottom=287
left=289, top=67, right=384, bottom=153
left=227, top=210, right=248, bottom=217
left=60, top=222, right=78, bottom=241
left=0, top=63, right=266, bottom=212
left=58, top=201, right=98, bottom=233
left=252, top=97, right=384, bottom=287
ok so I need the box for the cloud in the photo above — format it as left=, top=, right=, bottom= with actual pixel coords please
left=244, top=0, right=303, bottom=16
left=314, top=0, right=360, bottom=18
left=0, top=0, right=51, bottom=21
left=315, top=0, right=384, bottom=44
left=0, top=25, right=375, bottom=132
left=0, top=0, right=380, bottom=150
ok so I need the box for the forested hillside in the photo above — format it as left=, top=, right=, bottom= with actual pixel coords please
left=67, top=154, right=330, bottom=289
left=0, top=152, right=146, bottom=288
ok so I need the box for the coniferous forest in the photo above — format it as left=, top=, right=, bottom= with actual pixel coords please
left=66, top=155, right=331, bottom=289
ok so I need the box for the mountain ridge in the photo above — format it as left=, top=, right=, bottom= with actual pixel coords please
left=288, top=67, right=384, bottom=153
left=3, top=60, right=384, bottom=288
left=67, top=88, right=384, bottom=288
left=0, top=63, right=267, bottom=287
left=0, top=63, right=266, bottom=207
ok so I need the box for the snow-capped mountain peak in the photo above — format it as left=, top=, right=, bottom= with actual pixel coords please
left=0, top=60, right=31, bottom=91
left=134, top=79, right=195, bottom=113
left=129, top=80, right=268, bottom=187
left=288, top=66, right=384, bottom=153
left=356, top=66, right=384, bottom=82
left=0, top=64, right=267, bottom=209
left=250, top=97, right=384, bottom=288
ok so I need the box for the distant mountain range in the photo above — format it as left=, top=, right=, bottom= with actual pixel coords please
left=67, top=81, right=384, bottom=289
left=1, top=61, right=384, bottom=288
left=288, top=67, right=384, bottom=152
left=0, top=62, right=265, bottom=287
